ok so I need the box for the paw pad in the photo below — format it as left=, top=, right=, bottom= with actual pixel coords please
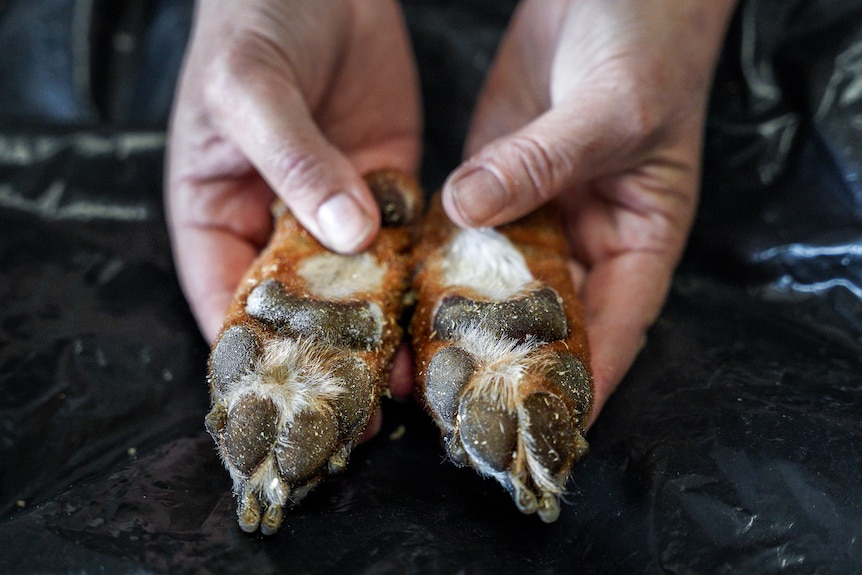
left=209, top=324, right=259, bottom=396
left=458, top=391, right=518, bottom=473
left=223, top=394, right=278, bottom=475
left=425, top=345, right=474, bottom=428
left=433, top=287, right=568, bottom=343
left=246, top=278, right=383, bottom=350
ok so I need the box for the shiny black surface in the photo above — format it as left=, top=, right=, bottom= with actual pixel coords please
left=1, top=1, right=861, bottom=573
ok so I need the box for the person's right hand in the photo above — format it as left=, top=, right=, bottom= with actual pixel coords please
left=166, top=0, right=421, bottom=344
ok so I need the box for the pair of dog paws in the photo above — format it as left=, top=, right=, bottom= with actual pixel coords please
left=205, top=170, right=592, bottom=534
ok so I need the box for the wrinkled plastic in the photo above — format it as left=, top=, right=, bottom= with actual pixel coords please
left=1, top=0, right=861, bottom=573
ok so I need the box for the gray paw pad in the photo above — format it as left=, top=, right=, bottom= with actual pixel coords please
left=331, top=356, right=375, bottom=435
left=426, top=346, right=475, bottom=427
left=275, top=410, right=339, bottom=484
left=545, top=353, right=592, bottom=419
left=458, top=393, right=518, bottom=473
left=246, top=278, right=382, bottom=350
left=224, top=394, right=278, bottom=475
left=523, top=393, right=575, bottom=476
left=210, top=325, right=259, bottom=397
left=433, top=287, right=567, bottom=343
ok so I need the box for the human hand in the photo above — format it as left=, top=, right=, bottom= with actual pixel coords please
left=442, top=0, right=738, bottom=426
left=166, top=0, right=421, bottom=344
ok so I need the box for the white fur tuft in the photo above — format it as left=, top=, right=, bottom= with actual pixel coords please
left=223, top=337, right=347, bottom=431
left=442, top=228, right=534, bottom=299
left=449, top=323, right=544, bottom=413
left=298, top=252, right=385, bottom=299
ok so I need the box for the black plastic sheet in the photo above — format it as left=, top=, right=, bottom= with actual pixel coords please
left=1, top=1, right=861, bottom=573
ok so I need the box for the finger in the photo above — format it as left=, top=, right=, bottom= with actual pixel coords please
left=387, top=344, right=415, bottom=400
left=357, top=407, right=383, bottom=444
left=207, top=52, right=381, bottom=254
left=443, top=88, right=655, bottom=229
left=438, top=0, right=578, bottom=228
left=578, top=251, right=676, bottom=428
left=167, top=178, right=274, bottom=343
left=176, top=227, right=257, bottom=344
left=459, top=0, right=565, bottom=154
left=444, top=0, right=712, bottom=229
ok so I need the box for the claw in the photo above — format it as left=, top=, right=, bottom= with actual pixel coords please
left=237, top=491, right=261, bottom=533
left=537, top=493, right=561, bottom=524
left=445, top=432, right=470, bottom=467
left=260, top=504, right=283, bottom=536
left=511, top=475, right=539, bottom=515
left=327, top=444, right=350, bottom=475
left=204, top=403, right=226, bottom=438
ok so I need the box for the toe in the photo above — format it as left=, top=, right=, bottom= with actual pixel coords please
left=523, top=392, right=575, bottom=476
left=223, top=394, right=279, bottom=475
left=458, top=392, right=518, bottom=474
left=426, top=345, right=475, bottom=428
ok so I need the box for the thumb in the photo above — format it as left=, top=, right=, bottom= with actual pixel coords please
left=209, top=61, right=381, bottom=254
left=442, top=94, right=649, bottom=228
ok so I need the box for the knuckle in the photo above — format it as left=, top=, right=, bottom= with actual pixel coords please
left=268, top=145, right=328, bottom=203
left=204, top=32, right=286, bottom=116
left=504, top=135, right=561, bottom=203
left=615, top=88, right=663, bottom=143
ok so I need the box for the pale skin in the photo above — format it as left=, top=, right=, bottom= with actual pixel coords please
left=167, top=0, right=739, bottom=434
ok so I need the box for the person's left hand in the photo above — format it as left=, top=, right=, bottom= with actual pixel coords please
left=442, top=0, right=738, bottom=426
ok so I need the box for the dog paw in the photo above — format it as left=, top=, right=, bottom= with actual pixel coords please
left=411, top=197, right=593, bottom=523
left=206, top=169, right=422, bottom=534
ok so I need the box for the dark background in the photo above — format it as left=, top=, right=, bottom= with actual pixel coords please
left=1, top=0, right=861, bottom=573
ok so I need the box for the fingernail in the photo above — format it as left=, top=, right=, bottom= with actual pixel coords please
left=449, top=168, right=506, bottom=225
left=317, top=193, right=372, bottom=252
